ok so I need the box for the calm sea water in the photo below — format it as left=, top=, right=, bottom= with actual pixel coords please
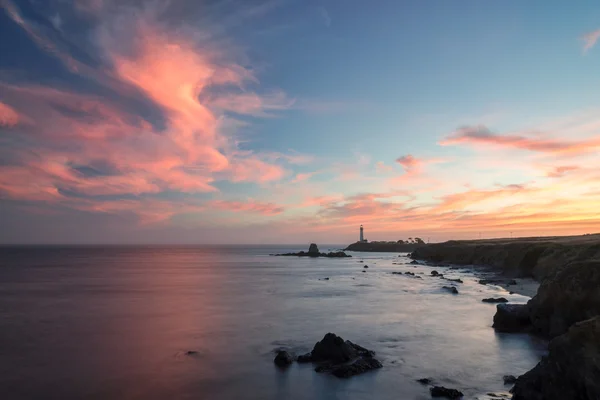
left=0, top=246, right=546, bottom=400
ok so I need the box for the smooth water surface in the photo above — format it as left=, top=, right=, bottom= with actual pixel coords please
left=0, top=246, right=546, bottom=399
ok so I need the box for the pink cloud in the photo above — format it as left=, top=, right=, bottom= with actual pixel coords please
left=0, top=101, right=20, bottom=126
left=0, top=5, right=295, bottom=222
left=396, top=155, right=422, bottom=171
left=546, top=165, right=580, bottom=178
left=441, top=125, right=600, bottom=155
left=582, top=29, right=600, bottom=53
left=209, top=200, right=284, bottom=215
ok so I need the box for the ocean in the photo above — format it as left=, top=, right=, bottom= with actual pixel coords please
left=0, top=245, right=546, bottom=399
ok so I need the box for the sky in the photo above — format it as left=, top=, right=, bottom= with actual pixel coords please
left=1, top=0, right=600, bottom=244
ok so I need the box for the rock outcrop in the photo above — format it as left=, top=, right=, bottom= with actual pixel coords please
left=273, top=244, right=351, bottom=258
left=511, top=317, right=600, bottom=400
left=528, top=260, right=600, bottom=338
left=482, top=297, right=508, bottom=303
left=430, top=386, right=464, bottom=398
left=296, top=333, right=382, bottom=378
left=274, top=350, right=294, bottom=367
left=493, top=304, right=531, bottom=333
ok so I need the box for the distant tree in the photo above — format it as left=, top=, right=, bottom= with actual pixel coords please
left=414, top=237, right=425, bottom=244
left=397, top=239, right=405, bottom=244
left=408, top=237, right=413, bottom=243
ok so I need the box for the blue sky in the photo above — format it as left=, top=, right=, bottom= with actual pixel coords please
left=1, top=0, right=599, bottom=244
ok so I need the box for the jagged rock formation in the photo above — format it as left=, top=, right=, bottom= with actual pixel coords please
left=296, top=333, right=382, bottom=378
left=511, top=317, right=600, bottom=400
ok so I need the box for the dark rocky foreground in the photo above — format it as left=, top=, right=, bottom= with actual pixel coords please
left=274, top=333, right=382, bottom=378
left=411, top=234, right=600, bottom=399
left=345, top=241, right=425, bottom=252
left=272, top=243, right=351, bottom=258
left=511, top=317, right=600, bottom=400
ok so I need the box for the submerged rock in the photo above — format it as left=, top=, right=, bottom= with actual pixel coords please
left=511, top=317, right=600, bottom=400
left=493, top=304, right=530, bottom=333
left=430, top=386, right=464, bottom=398
left=364, top=265, right=369, bottom=269
left=446, top=278, right=463, bottom=283
left=482, top=297, right=509, bottom=303
left=297, top=333, right=382, bottom=378
left=417, top=378, right=432, bottom=385
left=442, top=286, right=459, bottom=294
left=274, top=350, right=294, bottom=367
left=431, top=270, right=440, bottom=276
left=185, top=350, right=198, bottom=355
left=503, top=375, right=517, bottom=384
left=405, top=271, right=415, bottom=276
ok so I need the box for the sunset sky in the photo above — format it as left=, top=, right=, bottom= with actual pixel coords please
left=1, top=0, right=599, bottom=244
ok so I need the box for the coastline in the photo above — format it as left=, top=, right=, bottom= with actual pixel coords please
left=408, top=233, right=600, bottom=399
left=499, top=277, right=539, bottom=298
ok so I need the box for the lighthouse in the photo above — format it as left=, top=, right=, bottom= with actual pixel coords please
left=360, top=225, right=364, bottom=242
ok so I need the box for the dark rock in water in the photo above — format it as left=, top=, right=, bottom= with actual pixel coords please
left=509, top=291, right=515, bottom=295
left=431, top=270, right=439, bottom=276
left=482, top=297, right=509, bottom=303
left=511, top=317, right=600, bottom=400
left=320, top=277, right=330, bottom=281
left=273, top=244, right=352, bottom=258
left=417, top=378, right=432, bottom=385
left=446, top=278, right=463, bottom=283
left=364, top=265, right=369, bottom=268
left=507, top=279, right=518, bottom=285
left=326, top=357, right=383, bottom=378
left=362, top=270, right=366, bottom=273
left=415, top=275, right=422, bottom=279
left=493, top=304, right=530, bottom=332
left=274, top=350, right=294, bottom=367
left=479, top=279, right=508, bottom=285
left=528, top=260, right=600, bottom=338
left=410, top=260, right=419, bottom=264
left=296, top=353, right=312, bottom=363
left=405, top=271, right=415, bottom=276
left=503, top=374, right=517, bottom=384
left=442, top=286, right=459, bottom=294
left=430, top=386, right=464, bottom=398
left=300, top=333, right=382, bottom=378
left=185, top=350, right=198, bottom=355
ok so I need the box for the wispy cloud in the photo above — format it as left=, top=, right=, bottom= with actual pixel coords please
left=0, top=0, right=296, bottom=222
left=0, top=101, right=20, bottom=126
left=441, top=125, right=600, bottom=155
left=582, top=29, right=600, bottom=53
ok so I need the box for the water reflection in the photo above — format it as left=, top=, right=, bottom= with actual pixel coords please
left=0, top=246, right=546, bottom=399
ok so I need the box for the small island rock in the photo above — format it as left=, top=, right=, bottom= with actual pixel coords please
left=482, top=297, right=509, bottom=303
left=430, top=386, right=463, bottom=398
left=442, top=286, right=459, bottom=294
left=274, top=350, right=294, bottom=367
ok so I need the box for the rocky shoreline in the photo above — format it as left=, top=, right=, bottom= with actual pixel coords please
left=411, top=234, right=600, bottom=399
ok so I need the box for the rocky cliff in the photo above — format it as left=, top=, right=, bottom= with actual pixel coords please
left=410, top=234, right=600, bottom=280
left=511, top=317, right=600, bottom=400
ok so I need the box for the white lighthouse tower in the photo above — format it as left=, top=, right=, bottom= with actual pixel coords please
left=359, top=225, right=365, bottom=242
